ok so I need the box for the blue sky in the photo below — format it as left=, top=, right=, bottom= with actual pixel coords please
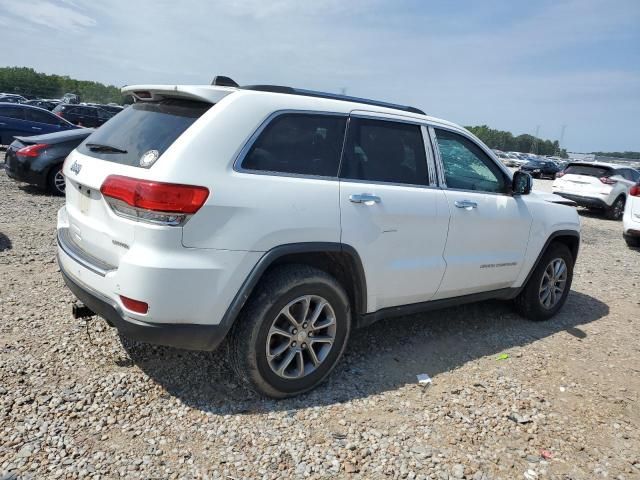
left=0, top=0, right=638, bottom=152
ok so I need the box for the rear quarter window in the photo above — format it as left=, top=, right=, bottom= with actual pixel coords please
left=77, top=99, right=211, bottom=167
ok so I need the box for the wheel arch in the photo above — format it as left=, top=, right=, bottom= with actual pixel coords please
left=518, top=229, right=580, bottom=294
left=220, top=242, right=367, bottom=331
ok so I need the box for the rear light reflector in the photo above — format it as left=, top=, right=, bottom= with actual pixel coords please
left=16, top=143, right=49, bottom=158
left=599, top=176, right=616, bottom=185
left=631, top=185, right=640, bottom=197
left=120, top=295, right=149, bottom=314
left=100, top=175, right=209, bottom=226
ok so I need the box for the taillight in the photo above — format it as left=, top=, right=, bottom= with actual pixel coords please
left=630, top=185, right=640, bottom=197
left=16, top=143, right=49, bottom=158
left=555, top=171, right=565, bottom=178
left=599, top=177, right=616, bottom=185
left=120, top=295, right=148, bottom=314
left=100, top=175, right=209, bottom=226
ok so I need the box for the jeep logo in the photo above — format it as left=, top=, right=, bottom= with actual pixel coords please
left=70, top=160, right=82, bottom=175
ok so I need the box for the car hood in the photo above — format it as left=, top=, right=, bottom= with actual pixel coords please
left=529, top=190, right=576, bottom=206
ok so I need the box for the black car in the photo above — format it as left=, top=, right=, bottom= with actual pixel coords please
left=52, top=104, right=115, bottom=128
left=4, top=128, right=93, bottom=195
left=520, top=160, right=561, bottom=179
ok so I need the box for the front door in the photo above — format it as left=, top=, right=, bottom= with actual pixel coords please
left=339, top=116, right=449, bottom=312
left=430, top=127, right=532, bottom=299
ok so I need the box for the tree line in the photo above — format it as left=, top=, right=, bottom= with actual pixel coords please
left=592, top=151, right=640, bottom=160
left=0, top=67, right=122, bottom=104
left=465, top=125, right=568, bottom=158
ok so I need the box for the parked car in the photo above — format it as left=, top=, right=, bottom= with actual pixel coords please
left=0, top=94, right=27, bottom=104
left=0, top=103, right=79, bottom=145
left=520, top=159, right=561, bottom=179
left=623, top=183, right=640, bottom=247
left=52, top=104, right=115, bottom=128
left=553, top=162, right=640, bottom=220
left=4, top=128, right=93, bottom=195
left=57, top=80, right=580, bottom=397
left=23, top=99, right=59, bottom=111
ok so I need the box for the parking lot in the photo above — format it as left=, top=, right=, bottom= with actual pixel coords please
left=1, top=157, right=639, bottom=479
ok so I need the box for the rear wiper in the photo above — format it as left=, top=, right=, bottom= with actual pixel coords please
left=86, top=143, right=128, bottom=154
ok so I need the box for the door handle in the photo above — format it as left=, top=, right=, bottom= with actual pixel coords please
left=454, top=200, right=478, bottom=210
left=31, top=127, right=42, bottom=130
left=349, top=193, right=381, bottom=205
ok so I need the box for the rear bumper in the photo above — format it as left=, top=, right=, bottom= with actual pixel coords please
left=553, top=193, right=608, bottom=209
left=59, top=259, right=229, bottom=351
left=4, top=152, right=47, bottom=187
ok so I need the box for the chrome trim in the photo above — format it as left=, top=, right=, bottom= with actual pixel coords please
left=427, top=126, right=447, bottom=186
left=57, top=228, right=116, bottom=277
left=349, top=193, right=381, bottom=204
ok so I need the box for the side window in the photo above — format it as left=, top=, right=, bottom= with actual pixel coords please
left=0, top=106, right=25, bottom=120
left=97, top=109, right=112, bottom=121
left=434, top=129, right=506, bottom=193
left=630, top=170, right=640, bottom=183
left=242, top=113, right=346, bottom=177
left=26, top=109, right=58, bottom=125
left=340, top=117, right=428, bottom=186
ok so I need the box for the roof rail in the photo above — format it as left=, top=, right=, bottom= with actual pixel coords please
left=241, top=84, right=425, bottom=115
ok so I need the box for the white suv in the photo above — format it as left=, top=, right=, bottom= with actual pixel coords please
left=57, top=80, right=581, bottom=397
left=552, top=162, right=640, bottom=220
left=623, top=183, right=640, bottom=247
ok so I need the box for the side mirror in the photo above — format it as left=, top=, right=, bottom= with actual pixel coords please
left=512, top=170, right=532, bottom=195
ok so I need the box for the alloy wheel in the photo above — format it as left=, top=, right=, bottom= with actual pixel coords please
left=539, top=258, right=568, bottom=309
left=265, top=295, right=337, bottom=379
left=54, top=169, right=66, bottom=194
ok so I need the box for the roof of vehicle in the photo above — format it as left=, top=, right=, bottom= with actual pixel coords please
left=15, top=127, right=90, bottom=144
left=0, top=103, right=57, bottom=113
left=121, top=83, right=461, bottom=131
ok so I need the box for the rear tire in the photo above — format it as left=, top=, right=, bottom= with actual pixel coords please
left=625, top=236, right=640, bottom=248
left=47, top=164, right=65, bottom=196
left=228, top=265, right=351, bottom=398
left=513, top=243, right=574, bottom=321
left=605, top=196, right=625, bottom=220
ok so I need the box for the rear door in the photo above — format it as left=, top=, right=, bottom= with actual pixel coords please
left=430, top=127, right=532, bottom=299
left=24, top=108, right=63, bottom=135
left=339, top=114, right=449, bottom=311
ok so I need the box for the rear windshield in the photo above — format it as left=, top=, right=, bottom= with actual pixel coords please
left=77, top=99, right=211, bottom=166
left=564, top=164, right=612, bottom=177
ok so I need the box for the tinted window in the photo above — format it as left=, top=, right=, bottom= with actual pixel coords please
left=243, top=114, right=346, bottom=177
left=435, top=129, right=506, bottom=193
left=340, top=118, right=428, bottom=185
left=26, top=108, right=57, bottom=125
left=564, top=164, right=612, bottom=177
left=77, top=99, right=211, bottom=167
left=0, top=106, right=25, bottom=120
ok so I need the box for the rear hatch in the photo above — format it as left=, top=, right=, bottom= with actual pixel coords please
left=62, top=97, right=215, bottom=268
left=556, top=164, right=614, bottom=195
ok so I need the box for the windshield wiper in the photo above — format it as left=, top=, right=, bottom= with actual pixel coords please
left=86, top=143, right=128, bottom=154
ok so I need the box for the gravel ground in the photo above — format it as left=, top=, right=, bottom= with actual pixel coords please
left=1, top=158, right=639, bottom=480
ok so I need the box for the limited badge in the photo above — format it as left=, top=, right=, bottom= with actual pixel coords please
left=139, top=149, right=159, bottom=167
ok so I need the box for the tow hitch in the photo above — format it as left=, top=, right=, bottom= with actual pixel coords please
left=72, top=303, right=94, bottom=319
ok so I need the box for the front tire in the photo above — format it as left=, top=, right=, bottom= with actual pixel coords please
left=514, top=243, right=574, bottom=321
left=625, top=235, right=640, bottom=248
left=229, top=265, right=351, bottom=398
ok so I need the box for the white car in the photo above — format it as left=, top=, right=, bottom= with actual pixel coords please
left=56, top=79, right=581, bottom=397
left=623, top=183, right=640, bottom=247
left=552, top=162, right=640, bottom=220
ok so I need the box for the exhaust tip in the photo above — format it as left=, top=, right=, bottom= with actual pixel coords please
left=72, top=303, right=94, bottom=319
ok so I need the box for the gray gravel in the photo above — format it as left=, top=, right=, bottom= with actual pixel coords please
left=1, top=159, right=639, bottom=479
